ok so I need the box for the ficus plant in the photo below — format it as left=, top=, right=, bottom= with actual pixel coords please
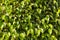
left=0, top=0, right=59, bottom=40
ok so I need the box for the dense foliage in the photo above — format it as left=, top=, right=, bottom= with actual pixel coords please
left=0, top=0, right=59, bottom=40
